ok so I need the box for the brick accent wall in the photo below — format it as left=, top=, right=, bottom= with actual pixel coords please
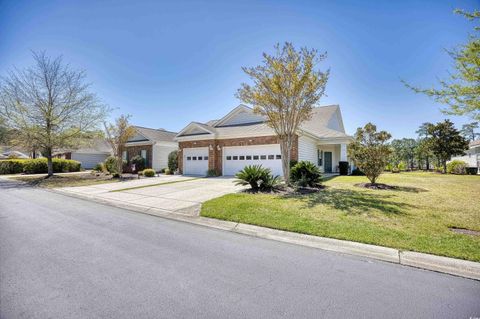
left=124, top=144, right=153, bottom=169
left=178, top=135, right=298, bottom=175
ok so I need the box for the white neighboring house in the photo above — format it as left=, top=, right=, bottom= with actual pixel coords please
left=55, top=139, right=113, bottom=169
left=175, top=104, right=353, bottom=176
left=448, top=140, right=480, bottom=174
left=123, top=126, right=178, bottom=172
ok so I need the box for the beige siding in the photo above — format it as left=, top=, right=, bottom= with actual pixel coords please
left=298, top=135, right=318, bottom=165
left=152, top=144, right=178, bottom=171
left=221, top=111, right=264, bottom=126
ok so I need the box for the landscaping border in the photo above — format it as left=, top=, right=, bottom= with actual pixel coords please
left=49, top=187, right=480, bottom=281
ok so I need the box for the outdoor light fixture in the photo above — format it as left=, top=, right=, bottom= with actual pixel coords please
left=209, top=145, right=213, bottom=151
left=216, top=145, right=221, bottom=151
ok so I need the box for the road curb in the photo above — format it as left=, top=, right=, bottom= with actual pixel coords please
left=49, top=188, right=480, bottom=281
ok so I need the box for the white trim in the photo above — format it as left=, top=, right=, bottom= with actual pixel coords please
left=125, top=141, right=155, bottom=147
left=177, top=122, right=216, bottom=137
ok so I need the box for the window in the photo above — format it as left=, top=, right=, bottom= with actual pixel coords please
left=246, top=155, right=252, bottom=160
left=192, top=156, right=197, bottom=160
left=226, top=156, right=232, bottom=160
left=122, top=150, right=128, bottom=161
left=187, top=156, right=191, bottom=161
left=141, top=149, right=147, bottom=159
left=198, top=156, right=202, bottom=160
left=253, top=155, right=259, bottom=160
left=318, top=149, right=323, bottom=166
left=204, top=156, right=208, bottom=160
left=233, top=156, right=238, bottom=160
left=239, top=156, right=245, bottom=160
left=260, top=155, right=266, bottom=160
left=268, top=155, right=274, bottom=160
left=276, top=154, right=281, bottom=159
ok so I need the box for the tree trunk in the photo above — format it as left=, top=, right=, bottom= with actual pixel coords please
left=279, top=137, right=291, bottom=184
left=443, top=161, right=447, bottom=174
left=426, top=156, right=430, bottom=171
left=46, top=147, right=53, bottom=177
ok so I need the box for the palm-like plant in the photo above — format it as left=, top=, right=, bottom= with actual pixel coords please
left=235, top=165, right=280, bottom=191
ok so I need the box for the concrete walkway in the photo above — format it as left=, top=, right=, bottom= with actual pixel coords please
left=56, top=175, right=246, bottom=215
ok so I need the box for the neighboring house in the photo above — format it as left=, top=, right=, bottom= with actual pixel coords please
left=448, top=139, right=480, bottom=174
left=2, top=150, right=30, bottom=159
left=55, top=139, right=113, bottom=169
left=175, top=104, right=353, bottom=176
left=0, top=145, right=38, bottom=159
left=123, top=126, right=178, bottom=171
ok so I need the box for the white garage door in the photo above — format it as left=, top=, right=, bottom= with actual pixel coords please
left=71, top=153, right=109, bottom=169
left=183, top=147, right=209, bottom=175
left=223, top=144, right=283, bottom=176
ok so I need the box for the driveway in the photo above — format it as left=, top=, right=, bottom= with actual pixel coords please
left=56, top=175, right=245, bottom=215
left=1, top=183, right=479, bottom=319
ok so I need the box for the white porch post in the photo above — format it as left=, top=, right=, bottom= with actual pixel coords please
left=340, top=143, right=347, bottom=162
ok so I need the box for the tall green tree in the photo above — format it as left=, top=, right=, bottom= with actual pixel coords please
left=404, top=10, right=480, bottom=120
left=348, top=123, right=392, bottom=185
left=390, top=138, right=417, bottom=170
left=460, top=122, right=479, bottom=141
left=0, top=52, right=108, bottom=176
left=415, top=122, right=434, bottom=170
left=236, top=42, right=329, bottom=183
left=428, top=120, right=469, bottom=173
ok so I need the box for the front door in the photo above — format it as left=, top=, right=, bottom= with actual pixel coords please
left=324, top=151, right=332, bottom=173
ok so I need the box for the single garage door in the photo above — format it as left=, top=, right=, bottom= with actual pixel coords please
left=71, top=153, right=109, bottom=169
left=223, top=144, right=283, bottom=176
left=183, top=147, right=209, bottom=175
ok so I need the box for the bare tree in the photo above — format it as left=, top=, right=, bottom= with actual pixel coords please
left=0, top=51, right=108, bottom=176
left=104, top=115, right=136, bottom=176
left=237, top=43, right=329, bottom=183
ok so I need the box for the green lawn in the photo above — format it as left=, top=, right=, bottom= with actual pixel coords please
left=201, top=172, right=480, bottom=261
left=11, top=173, right=119, bottom=188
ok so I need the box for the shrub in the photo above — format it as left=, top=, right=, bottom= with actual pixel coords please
left=206, top=169, right=220, bottom=177
left=398, top=161, right=407, bottom=171
left=260, top=173, right=282, bottom=191
left=290, top=161, right=322, bottom=188
left=235, top=165, right=280, bottom=191
left=289, top=160, right=298, bottom=168
left=0, top=160, right=25, bottom=174
left=466, top=167, right=478, bottom=175
left=447, top=160, right=467, bottom=175
left=93, top=162, right=106, bottom=173
left=130, top=155, right=146, bottom=172
left=104, top=156, right=119, bottom=174
left=164, top=168, right=171, bottom=175
left=168, top=150, right=178, bottom=172
left=143, top=168, right=155, bottom=177
left=351, top=168, right=365, bottom=176
left=22, top=158, right=48, bottom=174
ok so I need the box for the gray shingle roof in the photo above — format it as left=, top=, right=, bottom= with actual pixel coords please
left=178, top=105, right=350, bottom=140
left=134, top=126, right=178, bottom=142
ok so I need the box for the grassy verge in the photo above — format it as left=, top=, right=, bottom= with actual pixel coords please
left=110, top=178, right=200, bottom=192
left=11, top=173, right=118, bottom=188
left=201, top=172, right=480, bottom=262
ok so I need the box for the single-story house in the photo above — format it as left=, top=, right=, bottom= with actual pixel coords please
left=175, top=104, right=353, bottom=176
left=55, top=139, right=113, bottom=169
left=123, top=126, right=178, bottom=171
left=448, top=139, right=480, bottom=174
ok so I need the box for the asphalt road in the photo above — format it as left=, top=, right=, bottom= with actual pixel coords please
left=1, top=180, right=479, bottom=319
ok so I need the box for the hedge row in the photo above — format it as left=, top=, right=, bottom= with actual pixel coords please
left=0, top=158, right=81, bottom=175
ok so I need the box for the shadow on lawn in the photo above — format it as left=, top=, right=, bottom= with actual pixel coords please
left=282, top=187, right=417, bottom=216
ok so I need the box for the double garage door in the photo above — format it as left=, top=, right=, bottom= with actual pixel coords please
left=183, top=144, right=283, bottom=176
left=223, top=144, right=282, bottom=176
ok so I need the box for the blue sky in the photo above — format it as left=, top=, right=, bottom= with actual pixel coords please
left=0, top=0, right=478, bottom=138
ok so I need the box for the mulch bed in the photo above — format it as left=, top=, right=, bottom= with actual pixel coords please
left=449, top=227, right=480, bottom=237
left=354, top=183, right=397, bottom=190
